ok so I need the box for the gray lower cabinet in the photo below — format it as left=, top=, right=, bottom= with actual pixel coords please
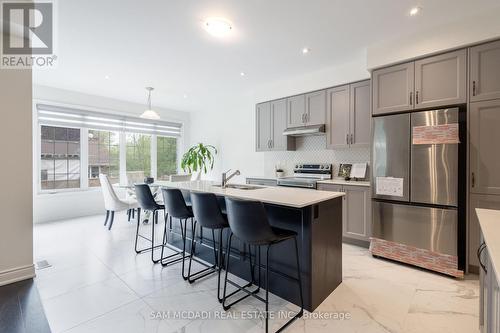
left=372, top=62, right=414, bottom=115
left=286, top=94, right=306, bottom=128
left=305, top=90, right=326, bottom=126
left=470, top=100, right=500, bottom=195
left=414, top=49, right=467, bottom=109
left=317, top=183, right=371, bottom=242
left=326, top=80, right=371, bottom=149
left=470, top=40, right=500, bottom=102
left=469, top=194, right=500, bottom=268
left=256, top=100, right=294, bottom=152
left=479, top=230, right=500, bottom=333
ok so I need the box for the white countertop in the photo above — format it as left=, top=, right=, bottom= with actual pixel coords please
left=476, top=208, right=500, bottom=281
left=317, top=179, right=371, bottom=187
left=156, top=180, right=344, bottom=208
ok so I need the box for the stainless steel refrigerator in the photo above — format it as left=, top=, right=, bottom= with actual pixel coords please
left=371, top=107, right=466, bottom=272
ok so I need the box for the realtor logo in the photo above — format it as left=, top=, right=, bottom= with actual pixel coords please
left=1, top=1, right=57, bottom=68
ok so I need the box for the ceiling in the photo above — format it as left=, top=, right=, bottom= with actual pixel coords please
left=33, top=0, right=500, bottom=113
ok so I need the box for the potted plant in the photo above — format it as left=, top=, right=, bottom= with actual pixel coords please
left=180, top=143, right=218, bottom=180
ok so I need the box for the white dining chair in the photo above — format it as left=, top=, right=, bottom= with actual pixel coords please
left=99, top=174, right=139, bottom=230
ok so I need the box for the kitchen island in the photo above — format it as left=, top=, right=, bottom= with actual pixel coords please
left=156, top=180, right=344, bottom=311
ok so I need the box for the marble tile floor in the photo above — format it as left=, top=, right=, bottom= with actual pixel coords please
left=33, top=213, right=480, bottom=333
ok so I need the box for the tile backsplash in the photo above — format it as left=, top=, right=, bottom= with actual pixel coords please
left=263, top=135, right=370, bottom=178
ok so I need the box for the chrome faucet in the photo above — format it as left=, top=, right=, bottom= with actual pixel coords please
left=222, top=169, right=240, bottom=188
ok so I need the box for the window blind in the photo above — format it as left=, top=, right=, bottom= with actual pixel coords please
left=36, top=104, right=182, bottom=137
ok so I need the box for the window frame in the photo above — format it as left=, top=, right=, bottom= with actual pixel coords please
left=33, top=100, right=183, bottom=195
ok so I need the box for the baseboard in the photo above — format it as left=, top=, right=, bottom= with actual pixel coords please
left=468, top=264, right=479, bottom=275
left=0, top=264, right=35, bottom=286
left=343, top=237, right=370, bottom=248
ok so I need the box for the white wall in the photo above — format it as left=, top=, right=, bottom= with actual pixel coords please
left=33, top=85, right=191, bottom=223
left=189, top=53, right=370, bottom=181
left=0, top=66, right=34, bottom=285
left=367, top=8, right=500, bottom=69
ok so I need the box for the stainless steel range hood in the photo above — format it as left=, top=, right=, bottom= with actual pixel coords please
left=283, top=124, right=325, bottom=137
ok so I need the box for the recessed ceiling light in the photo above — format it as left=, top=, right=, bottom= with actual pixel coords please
left=409, top=6, right=421, bottom=16
left=204, top=17, right=233, bottom=38
left=183, top=94, right=188, bottom=99
left=240, top=72, right=246, bottom=77
left=104, top=75, right=110, bottom=79
left=302, top=47, right=310, bottom=54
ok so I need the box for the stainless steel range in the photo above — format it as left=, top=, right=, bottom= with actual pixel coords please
left=276, top=163, right=332, bottom=189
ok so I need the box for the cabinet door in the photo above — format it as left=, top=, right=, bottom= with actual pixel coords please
left=469, top=194, right=500, bottom=267
left=414, top=49, right=467, bottom=109
left=350, top=80, right=371, bottom=147
left=470, top=100, right=500, bottom=194
left=255, top=102, right=271, bottom=151
left=470, top=40, right=500, bottom=102
left=317, top=184, right=343, bottom=192
left=305, top=90, right=326, bottom=126
left=286, top=94, right=306, bottom=128
left=271, top=99, right=294, bottom=151
left=372, top=62, right=414, bottom=115
left=343, top=185, right=371, bottom=241
left=326, top=85, right=350, bottom=149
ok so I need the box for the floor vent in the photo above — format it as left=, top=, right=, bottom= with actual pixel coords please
left=35, top=260, right=52, bottom=270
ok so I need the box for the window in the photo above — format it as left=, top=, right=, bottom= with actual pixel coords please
left=36, top=104, right=183, bottom=192
left=157, top=136, right=177, bottom=180
left=88, top=130, right=119, bottom=187
left=126, top=133, right=151, bottom=182
left=40, top=125, right=81, bottom=189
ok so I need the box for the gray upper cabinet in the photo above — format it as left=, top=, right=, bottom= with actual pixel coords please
left=256, top=102, right=272, bottom=151
left=271, top=99, right=294, bottom=150
left=326, top=85, right=350, bottom=148
left=286, top=94, right=306, bottom=128
left=305, top=90, right=326, bottom=126
left=350, top=80, right=371, bottom=147
left=255, top=100, right=294, bottom=152
left=326, top=80, right=371, bottom=149
left=343, top=185, right=371, bottom=242
left=470, top=99, right=500, bottom=195
left=470, top=40, right=500, bottom=102
left=372, top=62, right=414, bottom=115
left=414, top=49, right=467, bottom=109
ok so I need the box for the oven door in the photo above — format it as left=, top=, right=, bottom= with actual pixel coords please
left=276, top=178, right=316, bottom=189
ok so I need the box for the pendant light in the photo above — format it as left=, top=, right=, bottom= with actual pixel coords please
left=140, top=87, right=160, bottom=120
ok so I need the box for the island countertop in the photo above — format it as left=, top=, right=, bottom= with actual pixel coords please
left=155, top=180, right=344, bottom=208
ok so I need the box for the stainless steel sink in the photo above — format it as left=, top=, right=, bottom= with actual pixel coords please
left=212, top=184, right=261, bottom=190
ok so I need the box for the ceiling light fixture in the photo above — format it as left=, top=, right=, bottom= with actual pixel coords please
left=104, top=75, right=110, bottom=80
left=302, top=47, right=310, bottom=54
left=140, top=87, right=160, bottom=120
left=183, top=94, right=188, bottom=99
left=409, top=6, right=421, bottom=16
left=204, top=17, right=233, bottom=37
left=240, top=72, right=246, bottom=77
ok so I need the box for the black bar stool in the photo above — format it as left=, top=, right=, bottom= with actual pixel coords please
left=160, top=188, right=196, bottom=277
left=188, top=192, right=230, bottom=301
left=134, top=184, right=165, bottom=263
left=223, top=197, right=304, bottom=333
